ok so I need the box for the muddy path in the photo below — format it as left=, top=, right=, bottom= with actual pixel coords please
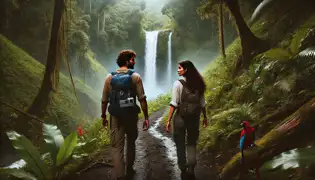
left=74, top=109, right=217, bottom=180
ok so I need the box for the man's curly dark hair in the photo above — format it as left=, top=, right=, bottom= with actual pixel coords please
left=116, top=50, right=136, bottom=67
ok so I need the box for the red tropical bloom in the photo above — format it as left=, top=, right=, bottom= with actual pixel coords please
left=77, top=125, right=85, bottom=136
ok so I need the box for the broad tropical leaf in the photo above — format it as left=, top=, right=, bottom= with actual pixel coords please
left=6, top=159, right=26, bottom=169
left=56, top=132, right=78, bottom=166
left=263, top=48, right=291, bottom=61
left=0, top=168, right=37, bottom=180
left=261, top=147, right=315, bottom=171
left=43, top=124, right=64, bottom=163
left=290, top=28, right=310, bottom=55
left=6, top=131, right=50, bottom=180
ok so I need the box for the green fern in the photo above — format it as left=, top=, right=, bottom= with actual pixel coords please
left=263, top=48, right=291, bottom=61
left=290, top=28, right=311, bottom=55
left=290, top=14, right=315, bottom=55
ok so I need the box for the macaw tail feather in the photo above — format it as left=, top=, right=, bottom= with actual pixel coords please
left=255, top=166, right=261, bottom=180
left=241, top=150, right=245, bottom=165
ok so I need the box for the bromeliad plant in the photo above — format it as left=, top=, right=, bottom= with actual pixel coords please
left=0, top=123, right=79, bottom=180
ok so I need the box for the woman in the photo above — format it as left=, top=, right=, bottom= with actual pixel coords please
left=166, top=60, right=208, bottom=180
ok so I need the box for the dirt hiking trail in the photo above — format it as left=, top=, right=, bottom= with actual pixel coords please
left=73, top=109, right=217, bottom=180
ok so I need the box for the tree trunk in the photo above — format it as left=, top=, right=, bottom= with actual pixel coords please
left=102, top=11, right=106, bottom=32
left=224, top=0, right=266, bottom=69
left=218, top=0, right=226, bottom=58
left=0, top=0, right=7, bottom=32
left=83, top=0, right=86, bottom=12
left=89, top=0, right=92, bottom=12
left=220, top=97, right=315, bottom=179
left=97, top=16, right=100, bottom=35
left=27, top=0, right=65, bottom=135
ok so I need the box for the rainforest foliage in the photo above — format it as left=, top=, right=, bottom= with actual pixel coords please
left=1, top=0, right=315, bottom=179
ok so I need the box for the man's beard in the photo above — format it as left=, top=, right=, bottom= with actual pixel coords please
left=127, top=63, right=134, bottom=69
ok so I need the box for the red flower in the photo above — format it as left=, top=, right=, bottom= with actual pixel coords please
left=77, top=125, right=85, bottom=136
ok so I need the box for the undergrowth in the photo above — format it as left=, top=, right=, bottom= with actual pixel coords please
left=197, top=11, right=315, bottom=152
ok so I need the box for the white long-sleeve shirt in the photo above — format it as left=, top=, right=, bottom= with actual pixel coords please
left=169, top=78, right=206, bottom=108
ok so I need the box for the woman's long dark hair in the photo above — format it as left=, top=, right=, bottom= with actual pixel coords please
left=179, top=60, right=206, bottom=94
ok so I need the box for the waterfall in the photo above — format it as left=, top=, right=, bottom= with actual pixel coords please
left=144, top=31, right=160, bottom=99
left=167, top=32, right=173, bottom=83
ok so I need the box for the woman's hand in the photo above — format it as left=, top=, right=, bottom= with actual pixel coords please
left=166, top=120, right=171, bottom=133
left=202, top=119, right=208, bottom=128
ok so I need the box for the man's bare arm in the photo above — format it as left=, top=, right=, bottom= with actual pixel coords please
left=101, top=75, right=111, bottom=118
left=133, top=74, right=149, bottom=120
left=101, top=101, right=108, bottom=117
left=140, top=99, right=149, bottom=120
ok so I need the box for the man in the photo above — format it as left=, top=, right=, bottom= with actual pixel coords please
left=101, top=50, right=149, bottom=180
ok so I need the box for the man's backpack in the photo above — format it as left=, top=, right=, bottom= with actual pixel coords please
left=178, top=79, right=202, bottom=118
left=108, top=70, right=140, bottom=117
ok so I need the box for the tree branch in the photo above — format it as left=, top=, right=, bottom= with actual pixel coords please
left=0, top=99, right=44, bottom=123
left=220, top=97, right=315, bottom=179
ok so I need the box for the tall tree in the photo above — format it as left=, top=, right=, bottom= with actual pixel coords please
left=197, top=0, right=227, bottom=58
left=27, top=0, right=66, bottom=135
left=218, top=0, right=226, bottom=58
left=199, top=0, right=267, bottom=69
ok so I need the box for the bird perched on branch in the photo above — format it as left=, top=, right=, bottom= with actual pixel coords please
left=239, top=121, right=260, bottom=180
left=240, top=121, right=256, bottom=155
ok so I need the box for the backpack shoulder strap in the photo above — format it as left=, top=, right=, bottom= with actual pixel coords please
left=111, top=72, right=117, bottom=76
left=178, top=79, right=186, bottom=86
left=178, top=79, right=189, bottom=91
left=127, top=70, right=136, bottom=93
left=178, top=79, right=188, bottom=103
left=179, top=79, right=198, bottom=94
left=127, top=69, right=135, bottom=75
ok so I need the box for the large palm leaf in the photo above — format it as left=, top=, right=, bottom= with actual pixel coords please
left=43, top=124, right=64, bottom=165
left=56, top=132, right=78, bottom=166
left=261, top=147, right=315, bottom=171
left=6, top=131, right=51, bottom=180
left=0, top=168, right=37, bottom=180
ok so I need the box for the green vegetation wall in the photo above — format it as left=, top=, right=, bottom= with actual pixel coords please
left=160, top=0, right=262, bottom=64
left=0, top=0, right=53, bottom=63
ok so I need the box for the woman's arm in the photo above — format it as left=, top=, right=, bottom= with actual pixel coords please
left=200, top=93, right=208, bottom=127
left=166, top=105, right=176, bottom=132
left=166, top=81, right=180, bottom=132
left=167, top=105, right=176, bottom=123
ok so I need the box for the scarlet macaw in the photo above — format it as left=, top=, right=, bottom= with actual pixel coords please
left=240, top=121, right=256, bottom=155
left=240, top=121, right=260, bottom=179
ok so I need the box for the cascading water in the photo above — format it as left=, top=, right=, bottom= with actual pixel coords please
left=143, top=31, right=160, bottom=99
left=167, top=32, right=173, bottom=84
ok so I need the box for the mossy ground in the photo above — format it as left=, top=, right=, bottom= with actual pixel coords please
left=197, top=0, right=315, bottom=151
left=158, top=1, right=315, bottom=179
left=2, top=0, right=315, bottom=178
left=0, top=34, right=101, bottom=136
left=192, top=0, right=315, bottom=178
left=0, top=34, right=111, bottom=180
